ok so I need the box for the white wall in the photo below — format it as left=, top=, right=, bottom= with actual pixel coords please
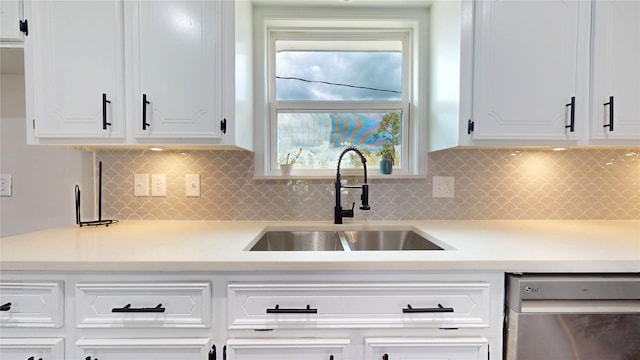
left=0, top=48, right=94, bottom=237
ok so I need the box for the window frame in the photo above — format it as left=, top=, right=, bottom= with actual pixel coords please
left=253, top=6, right=429, bottom=179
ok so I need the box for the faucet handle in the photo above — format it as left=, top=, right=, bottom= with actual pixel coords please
left=341, top=202, right=355, bottom=218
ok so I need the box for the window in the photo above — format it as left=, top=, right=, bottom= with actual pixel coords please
left=255, top=7, right=428, bottom=178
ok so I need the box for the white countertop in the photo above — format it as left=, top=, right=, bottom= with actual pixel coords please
left=0, top=220, right=638, bottom=273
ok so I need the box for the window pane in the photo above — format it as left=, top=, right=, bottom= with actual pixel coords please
left=277, top=111, right=402, bottom=169
left=276, top=47, right=402, bottom=101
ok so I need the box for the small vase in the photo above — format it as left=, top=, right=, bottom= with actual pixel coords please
left=280, top=164, right=293, bottom=176
left=379, top=156, right=393, bottom=174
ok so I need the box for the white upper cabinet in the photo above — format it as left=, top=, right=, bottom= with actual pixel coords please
left=471, top=0, right=590, bottom=143
left=132, top=1, right=222, bottom=142
left=24, top=0, right=253, bottom=149
left=25, top=0, right=126, bottom=141
left=0, top=0, right=25, bottom=44
left=590, top=0, right=640, bottom=143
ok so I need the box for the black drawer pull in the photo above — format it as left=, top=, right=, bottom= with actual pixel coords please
left=27, top=357, right=43, bottom=360
left=266, top=304, right=317, bottom=314
left=85, top=357, right=98, bottom=360
left=403, top=303, right=454, bottom=313
left=111, top=303, right=165, bottom=313
left=383, top=354, right=389, bottom=360
left=0, top=302, right=11, bottom=311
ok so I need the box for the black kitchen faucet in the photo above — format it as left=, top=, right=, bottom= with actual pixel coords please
left=334, top=146, right=370, bottom=224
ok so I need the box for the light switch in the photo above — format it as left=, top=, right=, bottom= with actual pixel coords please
left=185, top=174, right=200, bottom=197
left=134, top=174, right=149, bottom=197
left=151, top=174, right=166, bottom=197
left=0, top=174, right=12, bottom=197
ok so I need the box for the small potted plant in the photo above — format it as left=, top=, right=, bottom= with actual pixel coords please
left=373, top=112, right=400, bottom=175
left=280, top=148, right=302, bottom=176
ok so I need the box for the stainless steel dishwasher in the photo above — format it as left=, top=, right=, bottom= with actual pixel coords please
left=505, top=273, right=640, bottom=360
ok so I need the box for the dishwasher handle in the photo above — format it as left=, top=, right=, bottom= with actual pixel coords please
left=519, top=299, right=640, bottom=314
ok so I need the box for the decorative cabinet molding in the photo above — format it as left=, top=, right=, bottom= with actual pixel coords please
left=0, top=281, right=63, bottom=328
left=228, top=282, right=490, bottom=330
left=430, top=0, right=639, bottom=151
left=0, top=0, right=26, bottom=45
left=590, top=0, right=640, bottom=143
left=226, top=338, right=350, bottom=360
left=23, top=0, right=253, bottom=149
left=75, top=282, right=211, bottom=328
left=0, top=338, right=64, bottom=360
left=76, top=338, right=211, bottom=360
left=470, top=0, right=590, bottom=143
left=366, top=337, right=489, bottom=360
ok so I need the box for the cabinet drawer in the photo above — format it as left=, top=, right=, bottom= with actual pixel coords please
left=76, top=282, right=211, bottom=328
left=76, top=338, right=211, bottom=360
left=0, top=281, right=64, bottom=328
left=228, top=282, right=490, bottom=329
left=366, top=337, right=488, bottom=360
left=226, top=338, right=350, bottom=360
left=0, top=338, right=65, bottom=360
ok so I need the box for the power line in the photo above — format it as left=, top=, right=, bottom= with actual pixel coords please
left=276, top=76, right=401, bottom=94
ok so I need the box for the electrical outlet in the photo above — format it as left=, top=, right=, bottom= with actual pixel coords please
left=433, top=176, right=454, bottom=198
left=134, top=174, right=149, bottom=197
left=0, top=174, right=12, bottom=197
left=151, top=174, right=166, bottom=197
left=185, top=174, right=200, bottom=197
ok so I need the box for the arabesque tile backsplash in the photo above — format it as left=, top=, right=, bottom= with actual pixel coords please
left=96, top=148, right=640, bottom=221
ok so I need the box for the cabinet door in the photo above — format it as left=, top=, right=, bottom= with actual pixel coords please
left=0, top=338, right=64, bottom=360
left=76, top=338, right=211, bottom=360
left=591, top=0, right=640, bottom=141
left=226, top=338, right=349, bottom=360
left=472, top=0, right=589, bottom=142
left=132, top=0, right=222, bottom=141
left=366, top=337, right=488, bottom=360
left=0, top=0, right=24, bottom=43
left=26, top=0, right=125, bottom=139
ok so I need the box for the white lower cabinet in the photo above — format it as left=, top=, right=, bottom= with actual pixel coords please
left=226, top=338, right=350, bottom=360
left=366, top=337, right=488, bottom=360
left=0, top=338, right=64, bottom=360
left=0, top=272, right=503, bottom=360
left=76, top=338, right=212, bottom=360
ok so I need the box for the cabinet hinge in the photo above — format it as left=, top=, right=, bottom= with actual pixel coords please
left=220, top=118, right=227, bottom=134
left=467, top=119, right=475, bottom=134
left=19, top=19, right=28, bottom=36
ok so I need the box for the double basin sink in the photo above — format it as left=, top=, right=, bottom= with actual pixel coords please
left=248, top=228, right=447, bottom=252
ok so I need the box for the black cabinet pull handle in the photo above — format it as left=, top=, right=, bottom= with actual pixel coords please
left=27, top=357, right=43, bottom=360
left=0, top=302, right=11, bottom=311
left=85, top=357, right=97, bottom=360
left=266, top=304, right=317, bottom=314
left=329, top=356, right=334, bottom=360
left=565, top=96, right=575, bottom=132
left=383, top=354, right=389, bottom=360
left=142, top=93, right=151, bottom=130
left=603, top=95, right=614, bottom=131
left=403, top=303, right=454, bottom=313
left=102, top=93, right=112, bottom=130
left=111, top=303, right=165, bottom=313
left=209, top=345, right=216, bottom=360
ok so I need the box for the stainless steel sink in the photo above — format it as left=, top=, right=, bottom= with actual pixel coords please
left=249, top=231, right=344, bottom=251
left=342, top=230, right=444, bottom=251
left=248, top=229, right=445, bottom=251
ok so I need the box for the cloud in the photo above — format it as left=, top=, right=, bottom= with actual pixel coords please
left=276, top=51, right=402, bottom=101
